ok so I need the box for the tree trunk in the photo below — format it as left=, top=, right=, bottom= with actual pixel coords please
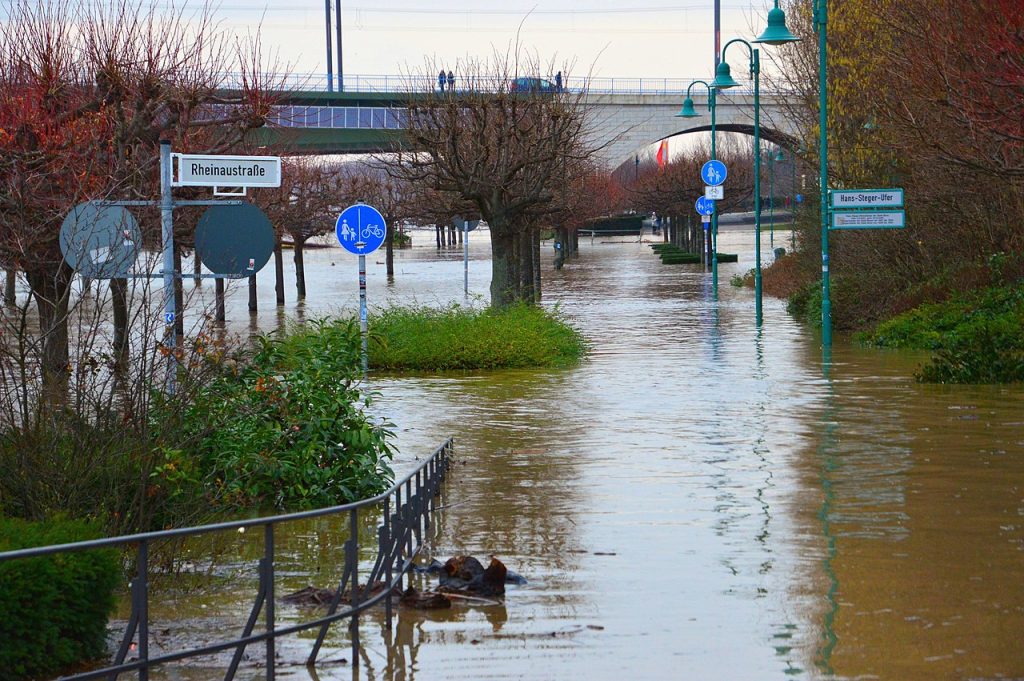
left=110, top=278, right=129, bottom=372
left=193, top=249, right=202, bottom=287
left=516, top=229, right=535, bottom=304
left=274, top=240, right=285, bottom=305
left=26, top=262, right=73, bottom=397
left=385, top=228, right=395, bottom=280
left=294, top=238, right=307, bottom=300
left=248, top=275, right=258, bottom=312
left=435, top=224, right=442, bottom=249
left=4, top=268, right=15, bottom=305
left=489, top=228, right=519, bottom=308
left=215, top=278, right=226, bottom=322
left=532, top=229, right=542, bottom=302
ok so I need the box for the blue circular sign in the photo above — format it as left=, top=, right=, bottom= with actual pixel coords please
left=695, top=196, right=715, bottom=216
left=336, top=203, right=387, bottom=255
left=701, top=160, right=727, bottom=186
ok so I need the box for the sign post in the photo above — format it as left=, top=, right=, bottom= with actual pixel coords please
left=700, top=160, right=727, bottom=295
left=336, top=203, right=388, bottom=375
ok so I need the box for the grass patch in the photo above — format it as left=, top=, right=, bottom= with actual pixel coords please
left=368, top=303, right=586, bottom=371
left=860, top=283, right=1024, bottom=383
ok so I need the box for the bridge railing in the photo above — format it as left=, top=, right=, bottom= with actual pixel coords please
left=0, top=438, right=454, bottom=680
left=218, top=72, right=757, bottom=96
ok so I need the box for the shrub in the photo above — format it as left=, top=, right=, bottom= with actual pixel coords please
left=862, top=282, right=1024, bottom=383
left=178, top=319, right=395, bottom=510
left=0, top=517, right=119, bottom=680
left=368, top=303, right=586, bottom=371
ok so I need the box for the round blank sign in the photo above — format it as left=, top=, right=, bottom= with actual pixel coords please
left=195, top=202, right=274, bottom=278
left=59, top=203, right=141, bottom=278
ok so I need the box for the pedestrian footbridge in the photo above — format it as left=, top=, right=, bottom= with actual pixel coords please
left=242, top=73, right=800, bottom=171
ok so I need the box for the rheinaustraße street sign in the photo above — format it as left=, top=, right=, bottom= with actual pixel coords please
left=173, top=153, right=282, bottom=188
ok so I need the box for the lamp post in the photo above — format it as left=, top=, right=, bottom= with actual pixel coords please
left=751, top=0, right=801, bottom=320
left=768, top=148, right=784, bottom=249
left=712, top=39, right=764, bottom=325
left=677, top=81, right=719, bottom=293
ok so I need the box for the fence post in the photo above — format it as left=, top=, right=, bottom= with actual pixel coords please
left=349, top=509, right=360, bottom=668
left=138, top=540, right=149, bottom=681
left=265, top=524, right=275, bottom=681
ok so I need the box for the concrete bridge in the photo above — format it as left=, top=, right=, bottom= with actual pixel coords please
left=243, top=74, right=800, bottom=171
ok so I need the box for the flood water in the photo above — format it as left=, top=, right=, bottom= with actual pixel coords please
left=114, top=228, right=1023, bottom=680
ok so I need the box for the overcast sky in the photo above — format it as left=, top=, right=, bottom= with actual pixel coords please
left=215, top=1, right=778, bottom=81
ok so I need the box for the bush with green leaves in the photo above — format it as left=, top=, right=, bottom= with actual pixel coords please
left=861, top=283, right=1024, bottom=383
left=368, top=303, right=586, bottom=371
left=180, top=319, right=395, bottom=509
left=0, top=517, right=119, bottom=680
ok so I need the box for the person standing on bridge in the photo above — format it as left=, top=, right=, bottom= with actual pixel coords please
left=438, top=69, right=446, bottom=92
left=447, top=70, right=454, bottom=92
left=555, top=70, right=562, bottom=92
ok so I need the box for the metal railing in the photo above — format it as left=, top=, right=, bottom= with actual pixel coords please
left=0, top=438, right=453, bottom=680
left=218, top=71, right=758, bottom=96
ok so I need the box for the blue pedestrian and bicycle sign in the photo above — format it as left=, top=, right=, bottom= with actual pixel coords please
left=336, top=203, right=388, bottom=254
left=701, top=160, right=727, bottom=186
left=695, top=196, right=715, bottom=216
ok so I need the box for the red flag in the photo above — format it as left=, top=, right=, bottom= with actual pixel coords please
left=656, top=140, right=669, bottom=169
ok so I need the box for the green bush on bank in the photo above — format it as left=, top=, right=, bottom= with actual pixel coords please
left=861, top=283, right=1024, bottom=383
left=368, top=303, right=586, bottom=371
left=175, top=319, right=395, bottom=510
left=0, top=517, right=119, bottom=680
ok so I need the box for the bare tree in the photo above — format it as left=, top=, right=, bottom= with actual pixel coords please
left=0, top=0, right=280, bottom=393
left=390, top=51, right=595, bottom=307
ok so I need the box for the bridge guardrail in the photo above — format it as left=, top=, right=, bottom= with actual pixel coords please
left=218, top=72, right=761, bottom=96
left=0, top=438, right=454, bottom=680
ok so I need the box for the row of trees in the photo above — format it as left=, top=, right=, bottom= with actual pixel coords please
left=766, top=0, right=1023, bottom=327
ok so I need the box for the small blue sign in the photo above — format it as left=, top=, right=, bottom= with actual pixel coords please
left=164, top=312, right=175, bottom=325
left=701, top=160, right=727, bottom=186
left=796, top=194, right=804, bottom=203
left=336, top=203, right=387, bottom=255
left=695, top=196, right=715, bottom=216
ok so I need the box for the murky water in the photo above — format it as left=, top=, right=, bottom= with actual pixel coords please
left=114, top=229, right=1023, bottom=680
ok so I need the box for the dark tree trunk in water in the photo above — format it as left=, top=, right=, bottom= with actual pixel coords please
left=490, top=229, right=519, bottom=308
left=516, top=229, right=535, bottom=304
left=248, top=275, right=257, bottom=312
left=193, top=249, right=202, bottom=287
left=4, top=268, right=14, bottom=304
left=436, top=224, right=442, bottom=249
left=215, top=278, right=226, bottom=322
left=26, top=262, right=73, bottom=397
left=385, top=228, right=395, bottom=280
left=532, top=229, right=542, bottom=302
left=274, top=240, right=285, bottom=306
left=110, top=278, right=129, bottom=371
left=173, top=247, right=184, bottom=345
left=294, top=237, right=307, bottom=300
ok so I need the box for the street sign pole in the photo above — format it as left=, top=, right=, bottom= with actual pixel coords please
left=463, top=219, right=469, bottom=296
left=336, top=203, right=387, bottom=378
left=159, top=140, right=177, bottom=394
left=359, top=254, right=368, bottom=376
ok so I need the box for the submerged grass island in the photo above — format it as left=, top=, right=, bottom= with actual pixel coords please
left=366, top=303, right=587, bottom=372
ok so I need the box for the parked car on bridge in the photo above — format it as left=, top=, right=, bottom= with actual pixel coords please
left=510, top=77, right=556, bottom=93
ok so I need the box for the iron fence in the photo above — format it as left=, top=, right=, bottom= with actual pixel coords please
left=0, top=438, right=453, bottom=680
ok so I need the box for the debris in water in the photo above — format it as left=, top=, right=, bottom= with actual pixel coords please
left=400, top=587, right=451, bottom=610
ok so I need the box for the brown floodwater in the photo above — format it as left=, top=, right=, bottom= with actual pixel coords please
left=106, top=228, right=1022, bottom=680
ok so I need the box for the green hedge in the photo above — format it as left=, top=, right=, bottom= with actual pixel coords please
left=0, top=518, right=120, bottom=680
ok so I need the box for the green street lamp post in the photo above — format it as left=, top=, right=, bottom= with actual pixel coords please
left=767, top=148, right=784, bottom=250
left=677, top=81, right=719, bottom=293
left=751, top=0, right=801, bottom=321
left=713, top=39, right=764, bottom=325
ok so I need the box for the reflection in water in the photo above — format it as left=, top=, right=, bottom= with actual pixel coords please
left=105, top=233, right=1024, bottom=680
